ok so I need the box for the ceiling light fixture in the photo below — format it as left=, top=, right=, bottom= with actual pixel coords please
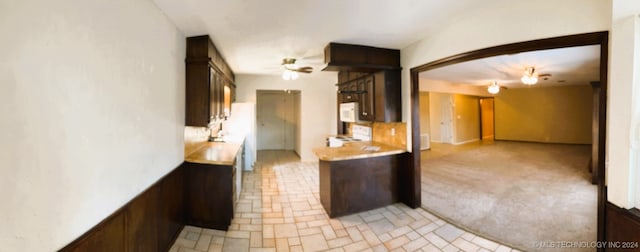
left=521, top=67, right=538, bottom=85
left=487, top=81, right=500, bottom=94
left=282, top=69, right=299, bottom=80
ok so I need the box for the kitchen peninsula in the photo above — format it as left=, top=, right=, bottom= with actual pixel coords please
left=317, top=42, right=409, bottom=218
left=314, top=138, right=406, bottom=218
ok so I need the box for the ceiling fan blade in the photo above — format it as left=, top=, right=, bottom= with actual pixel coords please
left=295, top=67, right=313, bottom=73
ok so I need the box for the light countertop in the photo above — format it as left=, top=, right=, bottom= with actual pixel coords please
left=184, top=135, right=244, bottom=166
left=313, top=141, right=406, bottom=161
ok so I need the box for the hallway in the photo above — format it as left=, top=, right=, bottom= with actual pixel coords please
left=171, top=151, right=517, bottom=252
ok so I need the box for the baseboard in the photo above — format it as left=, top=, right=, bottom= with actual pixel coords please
left=453, top=138, right=480, bottom=145
left=59, top=164, right=186, bottom=252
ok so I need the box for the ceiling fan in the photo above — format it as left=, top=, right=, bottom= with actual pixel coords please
left=281, top=58, right=313, bottom=80
left=282, top=58, right=313, bottom=73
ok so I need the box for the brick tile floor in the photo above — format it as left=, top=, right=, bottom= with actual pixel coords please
left=171, top=151, right=519, bottom=252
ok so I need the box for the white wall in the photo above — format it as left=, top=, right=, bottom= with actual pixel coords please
left=0, top=0, right=185, bottom=250
left=608, top=1, right=640, bottom=208
left=235, top=73, right=337, bottom=161
left=401, top=0, right=610, bottom=151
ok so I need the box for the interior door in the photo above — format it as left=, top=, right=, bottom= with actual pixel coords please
left=257, top=92, right=285, bottom=150
left=257, top=91, right=297, bottom=150
left=479, top=98, right=495, bottom=139
left=440, top=95, right=454, bottom=143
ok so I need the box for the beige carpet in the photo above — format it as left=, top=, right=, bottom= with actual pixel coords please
left=421, top=141, right=597, bottom=252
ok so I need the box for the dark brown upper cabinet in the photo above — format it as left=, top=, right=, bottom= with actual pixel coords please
left=323, top=43, right=400, bottom=72
left=336, top=70, right=401, bottom=122
left=186, top=35, right=235, bottom=127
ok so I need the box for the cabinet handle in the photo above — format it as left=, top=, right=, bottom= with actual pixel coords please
left=363, top=112, right=367, bottom=116
left=347, top=95, right=351, bottom=99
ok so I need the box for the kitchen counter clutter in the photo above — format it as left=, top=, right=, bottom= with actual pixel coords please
left=313, top=141, right=406, bottom=161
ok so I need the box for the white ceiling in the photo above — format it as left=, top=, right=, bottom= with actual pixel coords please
left=152, top=0, right=512, bottom=75
left=419, top=45, right=601, bottom=88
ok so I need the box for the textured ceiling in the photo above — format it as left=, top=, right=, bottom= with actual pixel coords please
left=152, top=0, right=512, bottom=75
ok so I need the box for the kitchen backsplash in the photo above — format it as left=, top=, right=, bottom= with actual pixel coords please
left=184, top=126, right=209, bottom=156
left=349, top=122, right=407, bottom=149
left=372, top=122, right=406, bottom=149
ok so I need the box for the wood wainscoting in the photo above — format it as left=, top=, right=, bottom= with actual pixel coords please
left=605, top=202, right=640, bottom=251
left=59, top=164, right=185, bottom=252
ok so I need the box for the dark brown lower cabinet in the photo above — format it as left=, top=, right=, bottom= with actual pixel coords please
left=319, top=154, right=400, bottom=218
left=184, top=162, right=235, bottom=230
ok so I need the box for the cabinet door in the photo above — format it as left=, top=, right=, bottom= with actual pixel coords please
left=337, top=83, right=355, bottom=102
left=219, top=79, right=226, bottom=117
left=338, top=71, right=349, bottom=84
left=184, top=162, right=234, bottom=230
left=347, top=82, right=358, bottom=102
left=358, top=75, right=375, bottom=121
left=210, top=71, right=224, bottom=121
left=209, top=68, right=219, bottom=122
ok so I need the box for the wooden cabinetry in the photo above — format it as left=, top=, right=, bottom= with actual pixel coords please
left=184, top=161, right=236, bottom=230
left=324, top=43, right=400, bottom=72
left=358, top=76, right=375, bottom=121
left=371, top=70, right=401, bottom=122
left=336, top=70, right=401, bottom=123
left=186, top=35, right=235, bottom=127
left=337, top=81, right=358, bottom=103
left=319, top=154, right=403, bottom=217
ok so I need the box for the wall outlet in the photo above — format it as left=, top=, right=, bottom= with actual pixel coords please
left=391, top=128, right=396, bottom=136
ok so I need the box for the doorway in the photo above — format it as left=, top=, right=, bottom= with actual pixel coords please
left=479, top=98, right=494, bottom=140
left=256, top=90, right=301, bottom=155
left=408, top=32, right=609, bottom=248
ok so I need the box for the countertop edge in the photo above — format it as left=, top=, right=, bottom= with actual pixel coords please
left=315, top=149, right=406, bottom=161
left=313, top=141, right=407, bottom=161
left=183, top=137, right=245, bottom=166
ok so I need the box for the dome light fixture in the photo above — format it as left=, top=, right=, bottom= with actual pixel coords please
left=487, top=81, right=500, bottom=94
left=282, top=69, right=299, bottom=80
left=521, top=67, right=538, bottom=85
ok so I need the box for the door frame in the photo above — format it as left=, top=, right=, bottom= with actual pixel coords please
left=408, top=31, right=608, bottom=246
left=478, top=98, right=495, bottom=140
left=256, top=90, right=301, bottom=151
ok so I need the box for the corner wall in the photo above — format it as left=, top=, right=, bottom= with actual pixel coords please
left=0, top=0, right=186, bottom=250
left=235, top=73, right=337, bottom=161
